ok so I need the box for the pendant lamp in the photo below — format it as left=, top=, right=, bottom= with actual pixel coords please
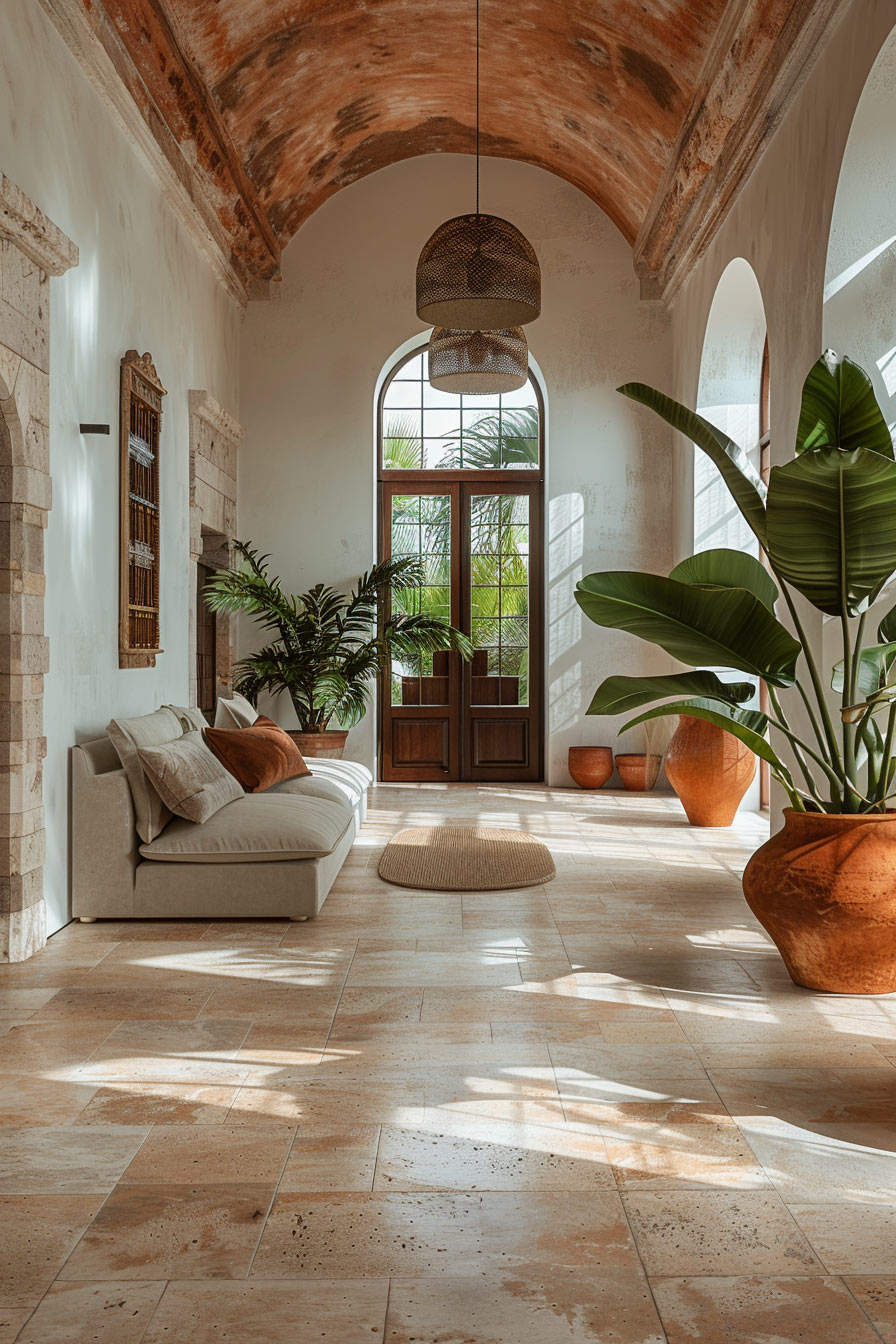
left=416, top=0, right=540, bottom=329
left=428, top=327, right=528, bottom=394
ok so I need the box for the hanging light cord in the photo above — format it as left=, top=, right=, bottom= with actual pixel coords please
left=475, top=0, right=480, bottom=215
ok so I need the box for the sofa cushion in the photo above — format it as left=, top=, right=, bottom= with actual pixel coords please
left=139, top=792, right=353, bottom=863
left=204, top=716, right=311, bottom=793
left=214, top=691, right=258, bottom=730
left=138, top=731, right=243, bottom=824
left=107, top=706, right=183, bottom=843
left=271, top=757, right=372, bottom=810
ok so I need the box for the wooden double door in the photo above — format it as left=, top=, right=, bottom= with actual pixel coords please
left=380, top=478, right=543, bottom=782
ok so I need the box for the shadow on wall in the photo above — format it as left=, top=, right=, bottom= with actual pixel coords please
left=547, top=491, right=584, bottom=744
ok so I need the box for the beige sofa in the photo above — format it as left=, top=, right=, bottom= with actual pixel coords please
left=71, top=730, right=371, bottom=923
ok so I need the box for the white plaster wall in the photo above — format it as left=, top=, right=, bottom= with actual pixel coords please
left=670, top=0, right=896, bottom=819
left=240, top=154, right=674, bottom=785
left=0, top=0, right=241, bottom=932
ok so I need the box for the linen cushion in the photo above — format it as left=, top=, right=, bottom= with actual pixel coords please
left=138, top=731, right=243, bottom=824
left=214, top=691, right=258, bottom=730
left=106, top=706, right=183, bottom=842
left=203, top=715, right=311, bottom=793
left=139, top=792, right=353, bottom=863
left=271, top=758, right=373, bottom=810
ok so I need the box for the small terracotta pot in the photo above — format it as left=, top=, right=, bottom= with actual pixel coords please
left=665, top=714, right=756, bottom=826
left=614, top=753, right=662, bottom=791
left=286, top=730, right=348, bottom=759
left=743, top=809, right=896, bottom=993
left=568, top=746, right=613, bottom=789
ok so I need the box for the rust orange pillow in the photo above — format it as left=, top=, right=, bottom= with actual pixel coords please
left=203, top=715, right=311, bottom=794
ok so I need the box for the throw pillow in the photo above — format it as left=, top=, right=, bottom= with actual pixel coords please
left=107, top=706, right=183, bottom=842
left=138, top=730, right=243, bottom=824
left=214, top=691, right=258, bottom=730
left=203, top=715, right=311, bottom=793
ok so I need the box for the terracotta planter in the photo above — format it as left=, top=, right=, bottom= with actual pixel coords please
left=568, top=746, right=613, bottom=789
left=286, top=730, right=348, bottom=759
left=743, top=809, right=896, bottom=994
left=615, top=753, right=662, bottom=791
left=665, top=714, right=756, bottom=826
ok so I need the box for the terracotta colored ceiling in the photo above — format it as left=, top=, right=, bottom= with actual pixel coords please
left=86, top=0, right=836, bottom=295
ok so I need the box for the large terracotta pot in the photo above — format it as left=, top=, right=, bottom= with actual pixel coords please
left=615, top=753, right=662, bottom=791
left=286, top=730, right=348, bottom=759
left=743, top=809, right=896, bottom=994
left=665, top=714, right=756, bottom=826
left=568, top=746, right=613, bottom=789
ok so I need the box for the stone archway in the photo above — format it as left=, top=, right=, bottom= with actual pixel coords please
left=0, top=175, right=78, bottom=961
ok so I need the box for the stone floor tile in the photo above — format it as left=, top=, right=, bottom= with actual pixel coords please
left=14, top=1280, right=166, bottom=1343
left=623, top=1190, right=821, bottom=1275
left=36, top=988, right=214, bottom=1021
left=59, top=1183, right=276, bottom=1280
left=602, top=1121, right=769, bottom=1190
left=0, top=1126, right=149, bottom=1193
left=0, top=1195, right=105, bottom=1310
left=251, top=1191, right=640, bottom=1278
left=0, top=1021, right=116, bottom=1074
left=0, top=1074, right=97, bottom=1125
left=75, top=1083, right=239, bottom=1126
left=120, top=1124, right=295, bottom=1185
left=740, top=1118, right=896, bottom=1203
left=141, top=1280, right=391, bottom=1343
left=279, top=1126, right=381, bottom=1191
left=789, top=1204, right=896, bottom=1273
left=384, top=1274, right=665, bottom=1343
left=844, top=1276, right=896, bottom=1343
left=651, top=1275, right=883, bottom=1344
left=374, top=1114, right=613, bottom=1191
left=345, top=950, right=524, bottom=988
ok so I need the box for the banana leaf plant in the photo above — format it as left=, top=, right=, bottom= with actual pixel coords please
left=205, top=542, right=473, bottom=733
left=576, top=351, right=896, bottom=814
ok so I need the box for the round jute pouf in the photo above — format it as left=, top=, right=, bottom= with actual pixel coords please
left=378, top=825, right=555, bottom=892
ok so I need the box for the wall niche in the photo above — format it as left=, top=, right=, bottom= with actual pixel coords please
left=120, top=350, right=165, bottom=668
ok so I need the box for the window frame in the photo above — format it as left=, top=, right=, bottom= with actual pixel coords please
left=377, top=342, right=545, bottom=484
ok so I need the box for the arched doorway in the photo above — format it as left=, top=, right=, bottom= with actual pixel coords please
left=824, top=25, right=896, bottom=416
left=696, top=257, right=769, bottom=815
left=377, top=343, right=544, bottom=782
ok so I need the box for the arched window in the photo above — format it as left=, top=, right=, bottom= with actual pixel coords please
left=377, top=343, right=544, bottom=783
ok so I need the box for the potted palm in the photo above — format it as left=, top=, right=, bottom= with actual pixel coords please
left=205, top=543, right=472, bottom=757
left=576, top=352, right=896, bottom=993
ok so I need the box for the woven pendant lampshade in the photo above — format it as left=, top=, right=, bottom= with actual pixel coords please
left=416, top=213, right=541, bottom=329
left=428, top=326, right=528, bottom=395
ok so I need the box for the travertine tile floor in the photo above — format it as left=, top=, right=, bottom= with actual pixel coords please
left=2, top=783, right=896, bottom=1341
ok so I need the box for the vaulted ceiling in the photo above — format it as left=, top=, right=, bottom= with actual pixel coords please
left=55, top=0, right=840, bottom=299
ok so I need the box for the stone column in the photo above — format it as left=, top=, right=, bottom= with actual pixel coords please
left=0, top=175, right=78, bottom=960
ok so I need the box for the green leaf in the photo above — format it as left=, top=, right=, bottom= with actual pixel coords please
left=766, top=446, right=896, bottom=616
left=670, top=548, right=779, bottom=612
left=575, top=571, right=800, bottom=686
left=620, top=698, right=796, bottom=789
left=831, top=642, right=896, bottom=697
left=587, top=671, right=755, bottom=717
left=878, top=603, right=896, bottom=644
left=618, top=383, right=767, bottom=547
left=796, top=350, right=893, bottom=458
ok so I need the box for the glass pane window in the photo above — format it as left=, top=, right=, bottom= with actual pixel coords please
left=469, top=493, right=531, bottom=706
left=390, top=493, right=451, bottom=707
left=381, top=348, right=540, bottom=470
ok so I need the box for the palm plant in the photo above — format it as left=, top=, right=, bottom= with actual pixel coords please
left=576, top=351, right=896, bottom=814
left=205, top=542, right=473, bottom=733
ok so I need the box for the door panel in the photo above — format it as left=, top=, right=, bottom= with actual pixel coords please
left=380, top=484, right=460, bottom=781
left=379, top=481, right=542, bottom=782
left=464, top=485, right=542, bottom=782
